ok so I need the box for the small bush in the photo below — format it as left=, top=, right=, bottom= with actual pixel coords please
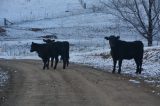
left=40, top=34, right=58, bottom=39
left=29, top=28, right=43, bottom=32
left=0, top=27, right=6, bottom=33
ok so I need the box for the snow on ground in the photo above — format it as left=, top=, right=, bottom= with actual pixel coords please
left=0, top=67, right=9, bottom=87
left=129, top=79, right=141, bottom=84
left=15, top=13, right=115, bottom=28
left=0, top=0, right=83, bottom=23
left=70, top=45, right=160, bottom=79
left=0, top=14, right=160, bottom=88
left=0, top=0, right=160, bottom=92
left=0, top=35, right=160, bottom=81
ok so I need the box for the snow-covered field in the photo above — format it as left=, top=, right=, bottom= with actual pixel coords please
left=0, top=0, right=83, bottom=23
left=0, top=0, right=160, bottom=93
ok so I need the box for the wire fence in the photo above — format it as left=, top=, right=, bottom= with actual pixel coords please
left=0, top=18, right=14, bottom=27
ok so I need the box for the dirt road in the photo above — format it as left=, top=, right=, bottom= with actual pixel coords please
left=0, top=60, right=159, bottom=106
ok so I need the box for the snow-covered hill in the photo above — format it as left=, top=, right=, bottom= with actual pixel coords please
left=0, top=0, right=83, bottom=23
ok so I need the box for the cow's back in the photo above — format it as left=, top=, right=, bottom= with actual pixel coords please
left=114, top=40, right=143, bottom=59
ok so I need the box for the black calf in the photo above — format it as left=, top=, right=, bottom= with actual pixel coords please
left=43, top=39, right=70, bottom=69
left=30, top=42, right=50, bottom=70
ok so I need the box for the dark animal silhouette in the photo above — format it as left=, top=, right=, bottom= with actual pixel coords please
left=30, top=42, right=50, bottom=70
left=104, top=35, right=144, bottom=74
left=43, top=39, right=55, bottom=44
left=43, top=39, right=70, bottom=69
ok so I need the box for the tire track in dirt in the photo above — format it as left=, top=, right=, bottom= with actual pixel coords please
left=0, top=60, right=160, bottom=106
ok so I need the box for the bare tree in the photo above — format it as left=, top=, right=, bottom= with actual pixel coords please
left=79, top=0, right=86, bottom=9
left=101, top=0, right=160, bottom=46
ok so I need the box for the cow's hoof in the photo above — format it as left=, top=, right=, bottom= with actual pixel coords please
left=135, top=71, right=138, bottom=74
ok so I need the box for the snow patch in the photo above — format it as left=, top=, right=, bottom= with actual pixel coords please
left=0, top=68, right=9, bottom=87
left=129, top=79, right=141, bottom=84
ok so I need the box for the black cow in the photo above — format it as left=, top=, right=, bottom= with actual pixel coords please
left=43, top=39, right=70, bottom=69
left=104, top=35, right=144, bottom=74
left=30, top=42, right=50, bottom=70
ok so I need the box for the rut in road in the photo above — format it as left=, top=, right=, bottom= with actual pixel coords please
left=0, top=60, right=160, bottom=106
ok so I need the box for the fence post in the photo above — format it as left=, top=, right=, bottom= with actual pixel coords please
left=4, top=18, right=13, bottom=26
left=84, top=3, right=86, bottom=9
left=4, top=18, right=7, bottom=26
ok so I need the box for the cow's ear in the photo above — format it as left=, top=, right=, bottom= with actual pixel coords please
left=117, top=36, right=120, bottom=39
left=104, top=37, right=109, bottom=40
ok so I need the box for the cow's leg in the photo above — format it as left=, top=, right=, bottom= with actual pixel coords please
left=66, top=59, right=69, bottom=67
left=42, top=59, right=47, bottom=70
left=63, top=57, right=67, bottom=69
left=60, top=56, right=63, bottom=62
left=61, top=56, right=69, bottom=67
left=47, top=58, right=49, bottom=69
left=134, top=58, right=139, bottom=74
left=54, top=56, right=59, bottom=70
left=139, top=59, right=143, bottom=74
left=118, top=59, right=122, bottom=74
left=66, top=53, right=69, bottom=67
left=51, top=57, right=54, bottom=67
left=112, top=59, right=117, bottom=73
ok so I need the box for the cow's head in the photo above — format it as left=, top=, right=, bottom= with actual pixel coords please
left=43, top=39, right=55, bottom=44
left=30, top=42, right=36, bottom=52
left=104, top=35, right=120, bottom=47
